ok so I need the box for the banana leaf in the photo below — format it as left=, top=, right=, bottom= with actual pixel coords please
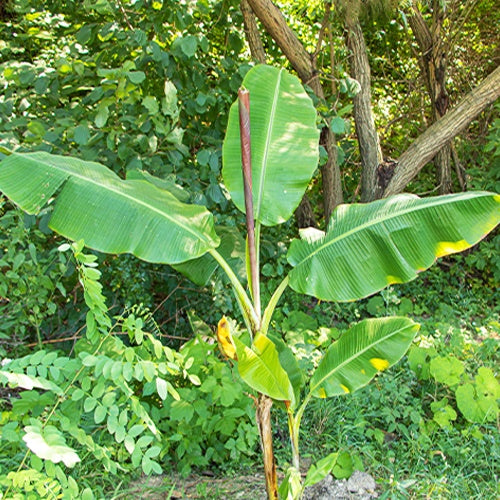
left=234, top=333, right=295, bottom=404
left=0, top=152, right=219, bottom=264
left=268, top=332, right=304, bottom=409
left=172, top=225, right=245, bottom=286
left=287, top=192, right=500, bottom=301
left=310, top=317, right=419, bottom=398
left=126, top=169, right=190, bottom=202
left=222, top=65, right=319, bottom=226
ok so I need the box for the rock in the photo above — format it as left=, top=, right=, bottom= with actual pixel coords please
left=346, top=471, right=377, bottom=496
left=302, top=471, right=378, bottom=499
left=302, top=475, right=348, bottom=500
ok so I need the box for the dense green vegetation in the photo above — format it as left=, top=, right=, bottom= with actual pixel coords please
left=0, top=1, right=499, bottom=499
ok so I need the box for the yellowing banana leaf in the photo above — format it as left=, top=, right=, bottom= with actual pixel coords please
left=0, top=152, right=219, bottom=264
left=310, top=317, right=419, bottom=398
left=217, top=317, right=237, bottom=361
left=288, top=192, right=500, bottom=301
left=234, top=333, right=295, bottom=404
left=222, top=65, right=319, bottom=226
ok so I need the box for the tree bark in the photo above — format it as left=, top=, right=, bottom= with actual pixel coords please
left=321, top=127, right=342, bottom=223
left=245, top=0, right=316, bottom=84
left=409, top=2, right=452, bottom=193
left=246, top=0, right=344, bottom=221
left=241, top=0, right=267, bottom=64
left=295, top=195, right=317, bottom=228
left=346, top=19, right=383, bottom=201
left=384, top=65, right=500, bottom=196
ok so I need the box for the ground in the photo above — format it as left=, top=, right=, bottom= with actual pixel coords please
left=127, top=470, right=379, bottom=499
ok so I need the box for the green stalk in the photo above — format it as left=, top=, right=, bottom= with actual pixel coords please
left=294, top=390, right=314, bottom=446
left=287, top=407, right=300, bottom=471
left=209, top=248, right=259, bottom=335
left=261, top=275, right=289, bottom=336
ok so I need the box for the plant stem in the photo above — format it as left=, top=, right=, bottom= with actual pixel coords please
left=294, top=392, right=313, bottom=443
left=209, top=248, right=259, bottom=335
left=238, top=88, right=261, bottom=319
left=237, top=87, right=280, bottom=500
left=287, top=405, right=300, bottom=471
left=261, top=275, right=289, bottom=336
left=256, top=394, right=279, bottom=500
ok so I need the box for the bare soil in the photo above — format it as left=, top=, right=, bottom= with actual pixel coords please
left=126, top=470, right=379, bottom=499
left=127, top=471, right=268, bottom=499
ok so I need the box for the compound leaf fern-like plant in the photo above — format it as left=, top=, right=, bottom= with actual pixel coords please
left=0, top=64, right=499, bottom=499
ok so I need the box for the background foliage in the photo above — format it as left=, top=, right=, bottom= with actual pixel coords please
left=0, top=0, right=498, bottom=498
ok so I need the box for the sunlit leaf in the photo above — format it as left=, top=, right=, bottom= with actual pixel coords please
left=288, top=192, right=500, bottom=301
left=0, top=371, right=63, bottom=395
left=223, top=65, right=319, bottom=226
left=234, top=333, right=294, bottom=403
left=310, top=317, right=419, bottom=398
left=23, top=424, right=80, bottom=467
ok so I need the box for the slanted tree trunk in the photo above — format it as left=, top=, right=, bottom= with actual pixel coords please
left=346, top=18, right=383, bottom=201
left=246, top=0, right=344, bottom=222
left=384, top=65, right=500, bottom=196
left=409, top=1, right=452, bottom=193
left=241, top=0, right=267, bottom=64
left=242, top=0, right=499, bottom=209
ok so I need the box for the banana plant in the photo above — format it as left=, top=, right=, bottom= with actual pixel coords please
left=0, top=64, right=499, bottom=499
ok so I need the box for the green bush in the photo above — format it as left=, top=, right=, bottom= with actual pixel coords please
left=408, top=320, right=499, bottom=428
left=0, top=243, right=257, bottom=497
left=0, top=202, right=72, bottom=353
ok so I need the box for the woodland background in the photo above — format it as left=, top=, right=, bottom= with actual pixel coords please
left=0, top=0, right=498, bottom=498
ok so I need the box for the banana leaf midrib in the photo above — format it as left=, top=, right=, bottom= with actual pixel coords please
left=309, top=322, right=414, bottom=395
left=254, top=68, right=282, bottom=222
left=21, top=153, right=214, bottom=244
left=293, top=194, right=488, bottom=267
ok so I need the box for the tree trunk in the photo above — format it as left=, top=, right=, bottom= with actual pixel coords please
left=346, top=19, right=383, bottom=202
left=241, top=0, right=267, bottom=64
left=409, top=2, right=452, bottom=193
left=246, top=0, right=344, bottom=221
left=295, top=195, right=317, bottom=228
left=321, top=127, right=342, bottom=223
left=436, top=143, right=452, bottom=193
left=384, top=65, right=500, bottom=196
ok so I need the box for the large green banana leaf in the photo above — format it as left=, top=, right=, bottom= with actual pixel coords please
left=0, top=152, right=219, bottom=264
left=222, top=65, right=319, bottom=226
left=234, top=333, right=295, bottom=404
left=310, top=317, right=419, bottom=398
left=126, top=168, right=190, bottom=202
left=268, top=333, right=305, bottom=409
left=172, top=225, right=246, bottom=286
left=287, top=192, right=500, bottom=301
